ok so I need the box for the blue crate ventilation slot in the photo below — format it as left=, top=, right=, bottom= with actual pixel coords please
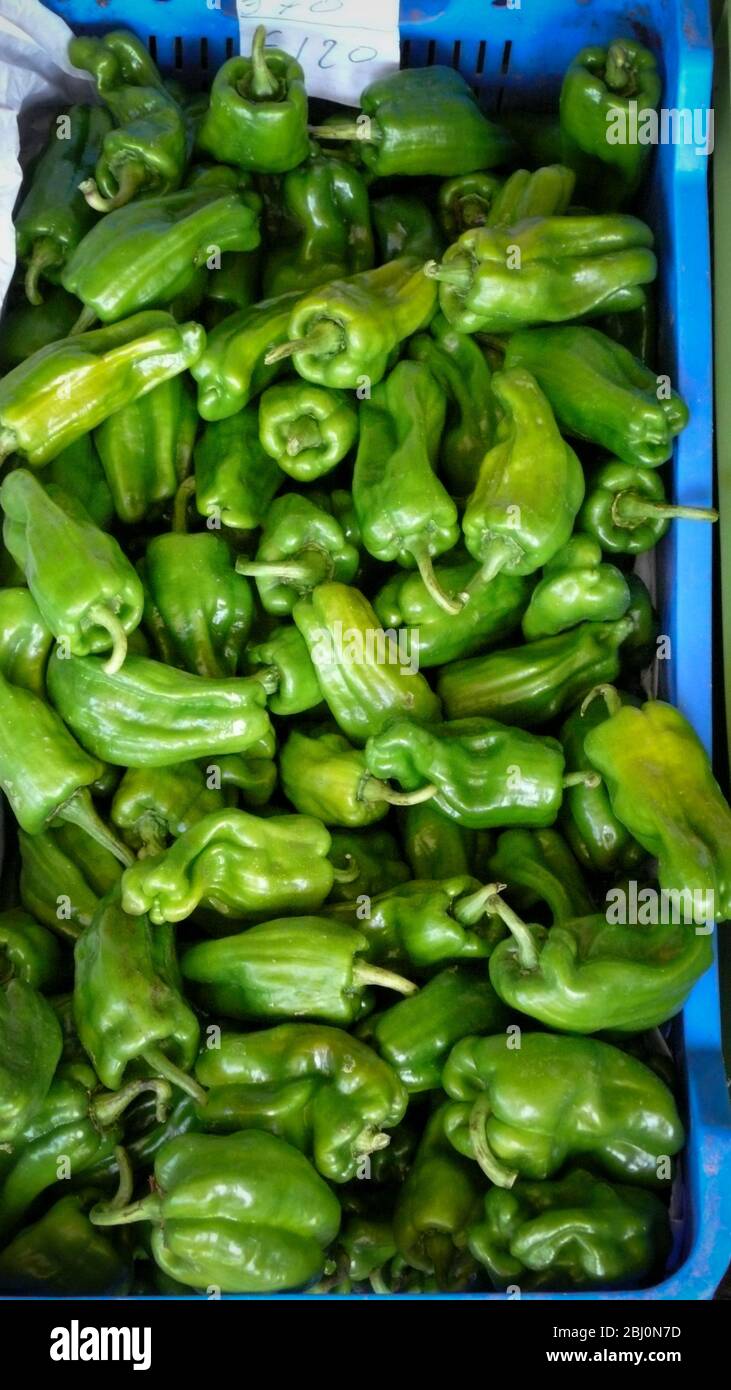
left=38, top=0, right=731, bottom=1300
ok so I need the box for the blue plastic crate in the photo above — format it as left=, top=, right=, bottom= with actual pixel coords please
left=36, top=0, right=730, bottom=1299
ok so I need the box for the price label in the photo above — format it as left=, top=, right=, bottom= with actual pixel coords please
left=236, top=0, right=399, bottom=105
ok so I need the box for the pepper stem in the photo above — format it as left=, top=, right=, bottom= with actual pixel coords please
left=605, top=40, right=640, bottom=97
left=358, top=775, right=438, bottom=808
left=142, top=1045, right=208, bottom=1107
left=612, top=490, right=719, bottom=528
left=423, top=259, right=472, bottom=292
left=24, top=237, right=62, bottom=306
left=110, top=1146, right=135, bottom=1210
left=461, top=539, right=514, bottom=600
left=235, top=553, right=330, bottom=588
left=453, top=881, right=507, bottom=927
left=330, top=856, right=359, bottom=884
left=91, top=1078, right=172, bottom=1129
left=249, top=25, right=280, bottom=100
left=369, top=1270, right=391, bottom=1295
left=353, top=962, right=418, bottom=996
left=264, top=320, right=344, bottom=366
left=458, top=194, right=491, bottom=229
left=468, top=1091, right=518, bottom=1188
left=580, top=682, right=623, bottom=720
left=79, top=160, right=147, bottom=213
left=70, top=303, right=97, bottom=335
left=562, top=769, right=601, bottom=789
left=172, top=475, right=197, bottom=534
left=90, top=1192, right=161, bottom=1228
left=88, top=604, right=128, bottom=675
left=308, top=122, right=377, bottom=144
left=411, top=543, right=464, bottom=615
left=483, top=892, right=540, bottom=972
left=286, top=417, right=322, bottom=456
left=58, top=788, right=135, bottom=867
left=353, top=1124, right=390, bottom=1156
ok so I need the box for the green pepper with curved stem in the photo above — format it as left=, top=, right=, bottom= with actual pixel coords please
left=425, top=214, right=656, bottom=335
left=0, top=1191, right=132, bottom=1296
left=560, top=688, right=645, bottom=874
left=374, top=557, right=530, bottom=669
left=407, top=314, right=496, bottom=499
left=280, top=729, right=390, bottom=829
left=94, top=374, right=198, bottom=525
left=371, top=967, right=509, bottom=1093
left=18, top=823, right=122, bottom=942
left=438, top=173, right=504, bottom=240
left=503, top=326, right=690, bottom=468
left=246, top=624, right=322, bottom=717
left=264, top=258, right=437, bottom=389
left=461, top=368, right=585, bottom=590
left=578, top=458, right=718, bottom=554
left=560, top=40, right=662, bottom=208
left=392, top=1103, right=482, bottom=1288
left=293, top=583, right=441, bottom=744
left=521, top=535, right=631, bottom=640
left=0, top=311, right=205, bottom=468
left=400, top=802, right=475, bottom=881
left=90, top=1130, right=339, bottom=1293
left=1, top=470, right=143, bottom=673
left=197, top=27, right=309, bottom=174
left=0, top=979, right=62, bottom=1144
left=0, top=588, right=53, bottom=697
left=195, top=1024, right=406, bottom=1184
left=582, top=685, right=731, bottom=922
left=371, top=193, right=444, bottom=263
left=74, top=892, right=205, bottom=1104
left=237, top=492, right=360, bottom=615
left=258, top=381, right=358, bottom=482
left=42, top=433, right=115, bottom=531
left=0, top=286, right=80, bottom=372
left=193, top=406, right=283, bottom=530
left=436, top=617, right=633, bottom=726
left=0, top=910, right=62, bottom=993
left=181, top=917, right=415, bottom=1025
left=442, top=1032, right=683, bottom=1188
left=326, top=877, right=510, bottom=968
left=488, top=827, right=594, bottom=924
left=263, top=154, right=374, bottom=297
left=192, top=290, right=300, bottom=420
left=46, top=648, right=273, bottom=769
left=468, top=1168, right=669, bottom=1291
left=140, top=531, right=254, bottom=680
left=68, top=30, right=188, bottom=211
left=328, top=829, right=410, bottom=903
left=310, top=66, right=512, bottom=178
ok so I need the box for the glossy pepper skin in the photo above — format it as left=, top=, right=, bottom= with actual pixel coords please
left=18, top=822, right=122, bottom=941
left=436, top=618, right=633, bottom=727
left=195, top=1024, right=407, bottom=1183
left=488, top=827, right=594, bottom=924
left=258, top=381, right=358, bottom=482
left=47, top=648, right=273, bottom=769
left=582, top=688, right=731, bottom=921
left=313, top=67, right=512, bottom=178
left=111, top=752, right=275, bottom=856
left=197, top=27, right=309, bottom=175
left=90, top=1131, right=340, bottom=1293
left=438, top=172, right=504, bottom=239
left=62, top=186, right=261, bottom=324
left=371, top=193, right=444, bottom=264
left=0, top=1192, right=132, bottom=1296
left=328, top=829, right=410, bottom=903
left=0, top=909, right=62, bottom=992
left=140, top=532, right=253, bottom=680
left=280, top=729, right=389, bottom=829
left=192, top=290, right=300, bottom=420
left=438, top=164, right=574, bottom=240
left=401, top=802, right=475, bottom=881
left=237, top=492, right=360, bottom=615
left=364, top=717, right=567, bottom=830
left=68, top=30, right=188, bottom=211
left=0, top=979, right=62, bottom=1143
left=461, top=368, right=585, bottom=587
left=94, top=374, right=198, bottom=525
left=15, top=105, right=111, bottom=305
left=266, top=258, right=437, bottom=390
left=293, top=583, right=441, bottom=744
left=42, top=433, right=115, bottom=532
left=193, top=406, right=283, bottom=529
left=327, top=877, right=510, bottom=968
left=371, top=966, right=509, bottom=1092
left=0, top=587, right=53, bottom=696
left=560, top=688, right=644, bottom=874
left=393, top=1104, right=482, bottom=1288
left=504, top=326, right=689, bottom=469
left=578, top=458, right=718, bottom=554
left=74, top=891, right=203, bottom=1101
left=246, top=625, right=322, bottom=717
left=442, top=1032, right=683, bottom=1188
left=560, top=41, right=662, bottom=208
left=521, top=535, right=631, bottom=640
left=121, top=807, right=337, bottom=925
left=263, top=154, right=374, bottom=297
left=1, top=470, right=144, bottom=673
left=468, top=1168, right=669, bottom=1291
left=0, top=311, right=205, bottom=468
left=426, top=215, right=656, bottom=335
left=408, top=313, right=496, bottom=498
left=374, top=556, right=530, bottom=669
left=181, top=917, right=415, bottom=1025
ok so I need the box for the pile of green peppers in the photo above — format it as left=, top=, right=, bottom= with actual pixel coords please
left=0, top=26, right=725, bottom=1299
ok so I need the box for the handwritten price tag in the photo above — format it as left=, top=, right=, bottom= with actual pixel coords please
left=236, top=0, right=400, bottom=105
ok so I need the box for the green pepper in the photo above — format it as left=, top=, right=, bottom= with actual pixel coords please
left=193, top=406, right=283, bottom=529
left=93, top=374, right=198, bottom=526
left=181, top=917, right=415, bottom=1024
left=326, top=1215, right=398, bottom=1292
left=502, top=112, right=565, bottom=169
left=15, top=103, right=111, bottom=303
left=488, top=827, right=594, bottom=924
left=246, top=624, right=322, bottom=717
left=578, top=458, right=718, bottom=554
left=326, top=877, right=510, bottom=968
left=436, top=618, right=633, bottom=726
left=206, top=250, right=261, bottom=324
left=265, top=258, right=437, bottom=389
left=364, top=717, right=570, bottom=830
left=237, top=493, right=360, bottom=614
left=68, top=29, right=188, bottom=211
left=263, top=154, right=373, bottom=297
left=0, top=587, right=53, bottom=696
left=392, top=1103, right=482, bottom=1288
left=41, top=433, right=115, bottom=531
left=504, top=326, right=690, bottom=468
left=468, top=1168, right=669, bottom=1291
left=192, top=290, right=300, bottom=420
left=560, top=688, right=645, bottom=874
left=599, top=293, right=656, bottom=365
left=442, top=1032, right=683, bottom=1187
left=90, top=1130, right=339, bottom=1293
left=0, top=909, right=62, bottom=992
left=18, top=823, right=121, bottom=942
left=560, top=40, right=662, bottom=208
left=74, top=891, right=204, bottom=1103
left=489, top=163, right=577, bottom=228
left=461, top=368, right=585, bottom=589
left=63, top=184, right=261, bottom=325
left=521, top=535, right=631, bottom=639
left=293, top=583, right=441, bottom=744
left=0, top=979, right=62, bottom=1144
left=374, top=556, right=530, bottom=668
left=140, top=532, right=253, bottom=679
left=438, top=173, right=504, bottom=240
left=311, top=67, right=512, bottom=177
left=1, top=470, right=144, bottom=673
left=425, top=215, right=656, bottom=334
left=371, top=193, right=444, bottom=264
left=400, top=802, right=475, bottom=881
left=0, top=311, right=205, bottom=468
left=195, top=1023, right=406, bottom=1183
left=371, top=966, right=509, bottom=1093
left=46, top=648, right=273, bottom=768
left=0, top=286, right=80, bottom=372
left=623, top=573, right=659, bottom=671
left=111, top=751, right=275, bottom=856
left=280, top=728, right=391, bottom=829
left=582, top=685, right=731, bottom=921
left=407, top=313, right=496, bottom=498
left=328, top=829, right=410, bottom=903
left=258, top=381, right=358, bottom=482
left=197, top=27, right=309, bottom=174
left=0, top=1192, right=132, bottom=1296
